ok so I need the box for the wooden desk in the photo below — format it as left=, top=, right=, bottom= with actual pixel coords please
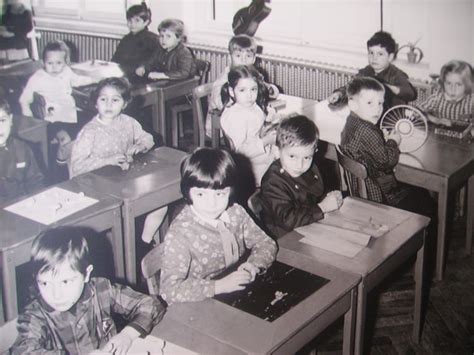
left=75, top=147, right=187, bottom=284
left=278, top=197, right=430, bottom=355
left=13, top=115, right=48, bottom=167
left=0, top=179, right=123, bottom=321
left=152, top=253, right=360, bottom=354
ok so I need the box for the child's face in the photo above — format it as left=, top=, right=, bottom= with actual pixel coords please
left=349, top=89, right=384, bottom=124
left=36, top=262, right=93, bottom=312
left=43, top=50, right=67, bottom=76
left=189, top=187, right=231, bottom=220
left=230, top=49, right=256, bottom=67
left=95, top=86, right=127, bottom=120
left=0, top=109, right=12, bottom=147
left=159, top=29, right=180, bottom=51
left=368, top=45, right=394, bottom=74
left=277, top=144, right=315, bottom=178
left=127, top=16, right=149, bottom=34
left=443, top=72, right=466, bottom=101
left=230, top=77, right=258, bottom=107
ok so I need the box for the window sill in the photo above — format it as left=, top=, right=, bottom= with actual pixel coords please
left=34, top=16, right=128, bottom=38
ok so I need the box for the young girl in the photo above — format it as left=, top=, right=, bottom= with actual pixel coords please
left=159, top=147, right=277, bottom=304
left=137, top=18, right=196, bottom=81
left=220, top=65, right=278, bottom=186
left=419, top=60, right=474, bottom=135
left=70, top=77, right=167, bottom=244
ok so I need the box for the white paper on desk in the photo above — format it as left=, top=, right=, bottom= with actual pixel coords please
left=4, top=187, right=98, bottom=225
left=297, top=223, right=372, bottom=258
left=125, top=335, right=198, bottom=354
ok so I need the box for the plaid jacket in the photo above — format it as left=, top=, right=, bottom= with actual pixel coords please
left=11, top=277, right=165, bottom=354
left=340, top=112, right=408, bottom=204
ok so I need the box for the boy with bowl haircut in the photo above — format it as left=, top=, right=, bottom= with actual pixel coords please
left=260, top=115, right=343, bottom=239
left=12, top=227, right=165, bottom=354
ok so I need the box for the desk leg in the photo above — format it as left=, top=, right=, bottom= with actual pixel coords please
left=110, top=209, right=125, bottom=279
left=354, top=282, right=367, bottom=355
left=123, top=204, right=137, bottom=285
left=413, top=229, right=426, bottom=342
left=1, top=251, right=19, bottom=321
left=152, top=92, right=167, bottom=146
left=465, top=175, right=474, bottom=255
left=343, top=286, right=357, bottom=355
left=436, top=187, right=448, bottom=281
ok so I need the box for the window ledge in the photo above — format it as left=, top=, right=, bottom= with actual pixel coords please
left=34, top=16, right=128, bottom=38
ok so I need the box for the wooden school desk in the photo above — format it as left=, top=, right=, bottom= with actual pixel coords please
left=75, top=147, right=187, bottom=284
left=152, top=251, right=361, bottom=355
left=0, top=178, right=123, bottom=321
left=278, top=197, right=431, bottom=355
left=12, top=115, right=48, bottom=167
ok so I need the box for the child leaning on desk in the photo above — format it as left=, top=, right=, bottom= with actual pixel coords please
left=111, top=3, right=161, bottom=82
left=418, top=60, right=474, bottom=136
left=137, top=18, right=196, bottom=81
left=11, top=227, right=165, bottom=354
left=340, top=77, right=433, bottom=217
left=159, top=148, right=277, bottom=304
left=69, top=77, right=168, bottom=244
left=0, top=98, right=44, bottom=204
left=329, top=31, right=417, bottom=113
left=260, top=115, right=343, bottom=239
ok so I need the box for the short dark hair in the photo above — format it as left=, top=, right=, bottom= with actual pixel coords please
left=180, top=148, right=236, bottom=204
left=276, top=115, right=319, bottom=149
left=42, top=40, right=70, bottom=63
left=126, top=3, right=151, bottom=22
left=31, top=227, right=90, bottom=278
left=0, top=98, right=11, bottom=115
left=228, top=34, right=257, bottom=54
left=367, top=31, right=398, bottom=55
left=347, top=76, right=385, bottom=98
left=158, top=18, right=185, bottom=39
left=91, top=77, right=132, bottom=106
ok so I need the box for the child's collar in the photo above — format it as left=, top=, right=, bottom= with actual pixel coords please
left=190, top=205, right=231, bottom=228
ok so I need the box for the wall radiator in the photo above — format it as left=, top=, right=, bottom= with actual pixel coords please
left=38, top=30, right=431, bottom=104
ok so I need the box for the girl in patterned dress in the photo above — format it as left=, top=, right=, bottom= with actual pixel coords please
left=159, top=147, right=277, bottom=304
left=70, top=77, right=167, bottom=244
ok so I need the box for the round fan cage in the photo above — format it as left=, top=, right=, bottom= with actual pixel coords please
left=380, top=105, right=428, bottom=152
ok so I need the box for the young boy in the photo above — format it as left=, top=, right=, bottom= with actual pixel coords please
left=260, top=115, right=343, bottom=239
left=206, top=34, right=279, bottom=136
left=340, top=77, right=432, bottom=215
left=0, top=98, right=44, bottom=204
left=330, top=31, right=417, bottom=113
left=12, top=227, right=165, bottom=354
left=111, top=3, right=161, bottom=82
left=138, top=19, right=196, bottom=81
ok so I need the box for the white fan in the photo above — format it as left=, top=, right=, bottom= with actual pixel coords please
left=380, top=105, right=428, bottom=152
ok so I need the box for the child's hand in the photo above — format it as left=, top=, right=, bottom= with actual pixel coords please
left=102, top=326, right=139, bottom=355
left=386, top=130, right=401, bottom=145
left=238, top=262, right=260, bottom=282
left=261, top=130, right=277, bottom=146
left=438, top=118, right=452, bottom=127
left=135, top=66, right=146, bottom=77
left=318, top=190, right=343, bottom=213
left=109, top=154, right=130, bottom=170
left=148, top=72, right=168, bottom=80
left=126, top=144, right=145, bottom=158
left=385, top=83, right=401, bottom=95
left=214, top=270, right=252, bottom=295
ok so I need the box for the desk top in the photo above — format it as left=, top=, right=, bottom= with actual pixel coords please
left=278, top=197, right=430, bottom=277
left=0, top=59, right=41, bottom=77
left=0, top=178, right=122, bottom=252
left=74, top=147, right=187, bottom=202
left=152, top=250, right=360, bottom=354
left=12, top=115, right=48, bottom=135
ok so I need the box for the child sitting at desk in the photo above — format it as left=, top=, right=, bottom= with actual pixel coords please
left=340, top=77, right=433, bottom=215
left=159, top=147, right=277, bottom=304
left=260, top=115, right=343, bottom=239
left=418, top=60, right=474, bottom=135
left=11, top=227, right=165, bottom=354
left=111, top=3, right=161, bottom=82
left=19, top=40, right=95, bottom=179
left=220, top=65, right=280, bottom=186
left=330, top=31, right=417, bottom=113
left=0, top=98, right=44, bottom=204
left=137, top=18, right=196, bottom=81
left=70, top=77, right=167, bottom=244
left=0, top=0, right=32, bottom=62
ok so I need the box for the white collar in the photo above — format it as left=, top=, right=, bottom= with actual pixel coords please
left=190, top=206, right=231, bottom=228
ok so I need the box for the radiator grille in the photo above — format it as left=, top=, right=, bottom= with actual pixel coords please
left=37, top=30, right=431, bottom=104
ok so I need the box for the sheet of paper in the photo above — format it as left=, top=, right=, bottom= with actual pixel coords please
left=4, top=187, right=98, bottom=225
left=126, top=335, right=198, bottom=355
left=296, top=223, right=372, bottom=258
